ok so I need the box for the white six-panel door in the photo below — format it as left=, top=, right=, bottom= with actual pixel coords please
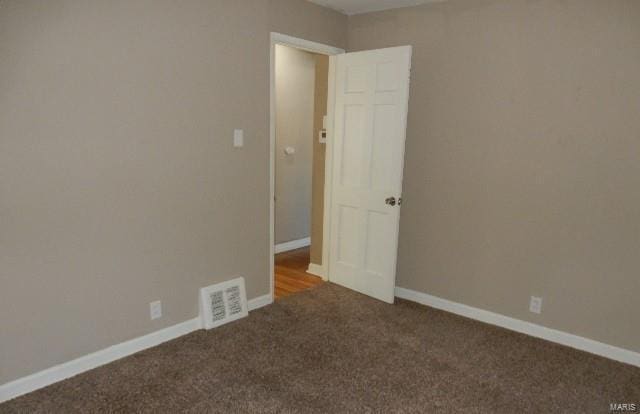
left=328, top=46, right=412, bottom=303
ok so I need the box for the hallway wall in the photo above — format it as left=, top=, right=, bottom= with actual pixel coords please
left=275, top=45, right=316, bottom=244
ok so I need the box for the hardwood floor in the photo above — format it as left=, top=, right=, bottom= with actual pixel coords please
left=274, top=247, right=323, bottom=299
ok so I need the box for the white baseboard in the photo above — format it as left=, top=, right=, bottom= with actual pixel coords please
left=0, top=317, right=201, bottom=403
left=0, top=292, right=274, bottom=404
left=248, top=293, right=273, bottom=311
left=395, top=286, right=640, bottom=368
left=274, top=237, right=310, bottom=254
left=306, top=263, right=325, bottom=279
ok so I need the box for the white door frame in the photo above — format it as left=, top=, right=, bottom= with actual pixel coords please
left=269, top=32, right=344, bottom=302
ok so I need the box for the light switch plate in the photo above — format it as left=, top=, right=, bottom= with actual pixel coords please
left=233, top=129, right=244, bottom=148
left=319, top=130, right=327, bottom=144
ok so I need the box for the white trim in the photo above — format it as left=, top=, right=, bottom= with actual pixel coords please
left=271, top=32, right=344, bottom=56
left=306, top=263, right=326, bottom=279
left=395, top=286, right=640, bottom=368
left=274, top=237, right=311, bottom=254
left=247, top=293, right=273, bottom=311
left=0, top=293, right=273, bottom=403
left=0, top=318, right=201, bottom=403
left=269, top=34, right=276, bottom=323
left=269, top=32, right=345, bottom=301
left=321, top=55, right=338, bottom=284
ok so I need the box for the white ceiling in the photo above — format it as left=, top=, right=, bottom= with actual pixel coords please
left=308, top=0, right=444, bottom=15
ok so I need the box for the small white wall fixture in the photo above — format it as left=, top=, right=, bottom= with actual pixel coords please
left=199, top=277, right=249, bottom=330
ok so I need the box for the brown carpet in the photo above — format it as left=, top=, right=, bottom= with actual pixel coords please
left=2, top=283, right=638, bottom=413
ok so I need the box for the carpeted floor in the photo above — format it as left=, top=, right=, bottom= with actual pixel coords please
left=2, top=283, right=638, bottom=413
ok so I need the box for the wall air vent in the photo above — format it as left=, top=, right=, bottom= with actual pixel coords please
left=199, top=277, right=248, bottom=330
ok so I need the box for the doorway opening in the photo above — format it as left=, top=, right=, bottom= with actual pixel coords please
left=271, top=37, right=340, bottom=299
left=270, top=34, right=344, bottom=300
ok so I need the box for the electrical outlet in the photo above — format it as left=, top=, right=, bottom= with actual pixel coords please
left=150, top=300, right=162, bottom=320
left=233, top=129, right=244, bottom=147
left=529, top=296, right=543, bottom=314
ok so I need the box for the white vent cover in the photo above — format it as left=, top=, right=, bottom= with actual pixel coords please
left=199, top=277, right=248, bottom=330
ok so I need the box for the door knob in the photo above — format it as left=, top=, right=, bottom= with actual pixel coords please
left=385, top=197, right=396, bottom=206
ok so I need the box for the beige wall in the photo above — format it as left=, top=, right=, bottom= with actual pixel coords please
left=349, top=0, right=640, bottom=352
left=310, top=54, right=329, bottom=265
left=0, top=0, right=346, bottom=384
left=274, top=45, right=315, bottom=245
left=2, top=0, right=638, bottom=388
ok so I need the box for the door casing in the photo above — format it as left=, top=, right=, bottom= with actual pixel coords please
left=269, top=33, right=344, bottom=302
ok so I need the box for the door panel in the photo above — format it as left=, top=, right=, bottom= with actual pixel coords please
left=328, top=46, right=412, bottom=303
